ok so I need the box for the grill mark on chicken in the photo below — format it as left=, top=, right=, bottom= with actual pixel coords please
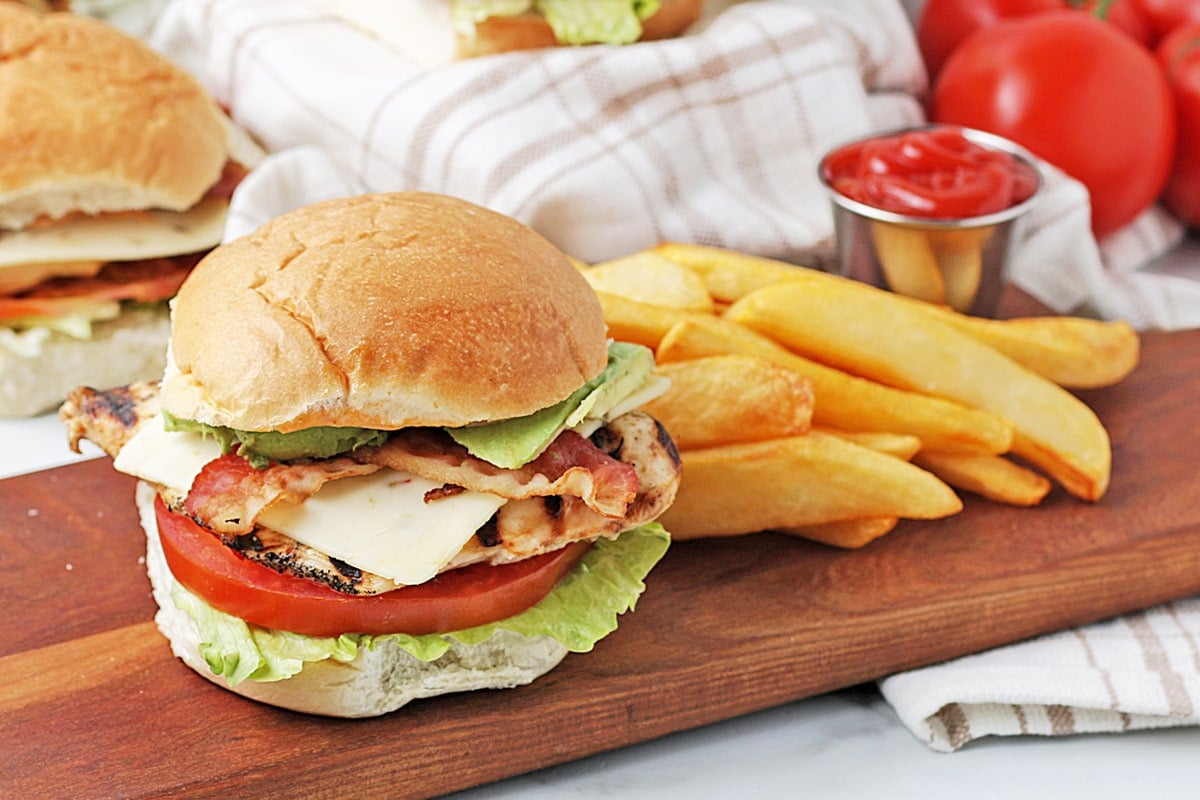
left=330, top=557, right=363, bottom=581
left=232, top=531, right=261, bottom=551
left=476, top=515, right=502, bottom=548
left=61, top=381, right=160, bottom=458
left=225, top=524, right=399, bottom=595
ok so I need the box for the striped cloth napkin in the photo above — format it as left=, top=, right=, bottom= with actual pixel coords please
left=879, top=599, right=1200, bottom=751
left=139, top=0, right=1200, bottom=752
left=149, top=0, right=926, bottom=268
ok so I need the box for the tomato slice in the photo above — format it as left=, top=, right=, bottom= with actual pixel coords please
left=153, top=496, right=589, bottom=638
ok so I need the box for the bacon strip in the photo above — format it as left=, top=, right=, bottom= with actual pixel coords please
left=354, top=427, right=639, bottom=519
left=205, top=159, right=250, bottom=201
left=183, top=453, right=380, bottom=534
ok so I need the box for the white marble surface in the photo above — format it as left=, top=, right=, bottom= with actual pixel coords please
left=5, top=414, right=1200, bottom=798
left=448, top=688, right=1200, bottom=799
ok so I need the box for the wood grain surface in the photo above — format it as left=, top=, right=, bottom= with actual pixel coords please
left=2, top=321, right=1198, bottom=800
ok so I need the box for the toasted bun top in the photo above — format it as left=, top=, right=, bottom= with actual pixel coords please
left=162, top=192, right=610, bottom=433
left=457, top=0, right=705, bottom=57
left=0, top=5, right=228, bottom=230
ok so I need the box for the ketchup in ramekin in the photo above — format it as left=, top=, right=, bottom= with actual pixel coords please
left=821, top=126, right=1040, bottom=219
left=817, top=125, right=1043, bottom=316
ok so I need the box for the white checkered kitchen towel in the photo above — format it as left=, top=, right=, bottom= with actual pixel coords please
left=879, top=599, right=1200, bottom=751
left=145, top=0, right=1200, bottom=330
left=133, top=0, right=1200, bottom=753
left=149, top=0, right=921, bottom=265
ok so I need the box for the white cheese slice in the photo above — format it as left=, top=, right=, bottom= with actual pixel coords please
left=258, top=473, right=504, bottom=586
left=114, top=420, right=504, bottom=586
left=114, top=420, right=225, bottom=493
left=0, top=196, right=228, bottom=269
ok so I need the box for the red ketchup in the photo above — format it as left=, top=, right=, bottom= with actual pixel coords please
left=821, top=127, right=1039, bottom=219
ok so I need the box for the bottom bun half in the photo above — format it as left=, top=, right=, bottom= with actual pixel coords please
left=135, top=481, right=570, bottom=718
left=1, top=307, right=170, bottom=417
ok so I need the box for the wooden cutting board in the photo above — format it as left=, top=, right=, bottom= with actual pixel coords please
left=3, top=324, right=1199, bottom=800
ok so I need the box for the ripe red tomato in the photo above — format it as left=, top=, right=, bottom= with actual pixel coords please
left=1078, top=0, right=1156, bottom=45
left=1135, top=0, right=1200, bottom=40
left=916, top=0, right=1152, bottom=82
left=1157, top=22, right=1200, bottom=226
left=154, top=496, right=589, bottom=637
left=931, top=11, right=1176, bottom=238
left=916, top=0, right=1060, bottom=81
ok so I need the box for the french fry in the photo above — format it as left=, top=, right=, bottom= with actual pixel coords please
left=914, top=310, right=1140, bottom=389
left=659, top=432, right=963, bottom=540
left=815, top=427, right=923, bottom=461
left=582, top=251, right=714, bottom=312
left=870, top=222, right=946, bottom=305
left=913, top=451, right=1052, bottom=507
left=775, top=517, right=899, bottom=549
left=651, top=242, right=807, bottom=303
left=725, top=281, right=1111, bottom=501
left=593, top=290, right=709, bottom=350
left=656, top=315, right=1014, bottom=455
left=927, top=227, right=992, bottom=313
left=651, top=242, right=1139, bottom=388
left=642, top=355, right=813, bottom=450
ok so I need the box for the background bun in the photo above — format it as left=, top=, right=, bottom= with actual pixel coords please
left=0, top=5, right=228, bottom=230
left=137, top=483, right=569, bottom=718
left=163, top=192, right=610, bottom=433
left=0, top=307, right=170, bottom=417
left=459, top=0, right=707, bottom=57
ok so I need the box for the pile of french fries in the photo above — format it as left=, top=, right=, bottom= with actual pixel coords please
left=578, top=243, right=1140, bottom=549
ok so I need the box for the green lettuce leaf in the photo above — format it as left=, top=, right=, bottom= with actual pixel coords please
left=537, top=0, right=661, bottom=44
left=452, top=0, right=661, bottom=45
left=177, top=523, right=670, bottom=686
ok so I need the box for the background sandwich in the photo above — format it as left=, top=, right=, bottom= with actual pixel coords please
left=61, top=191, right=682, bottom=717
left=0, top=4, right=258, bottom=417
left=320, top=0, right=707, bottom=65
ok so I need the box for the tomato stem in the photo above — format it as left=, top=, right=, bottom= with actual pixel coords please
left=1065, top=0, right=1115, bottom=18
